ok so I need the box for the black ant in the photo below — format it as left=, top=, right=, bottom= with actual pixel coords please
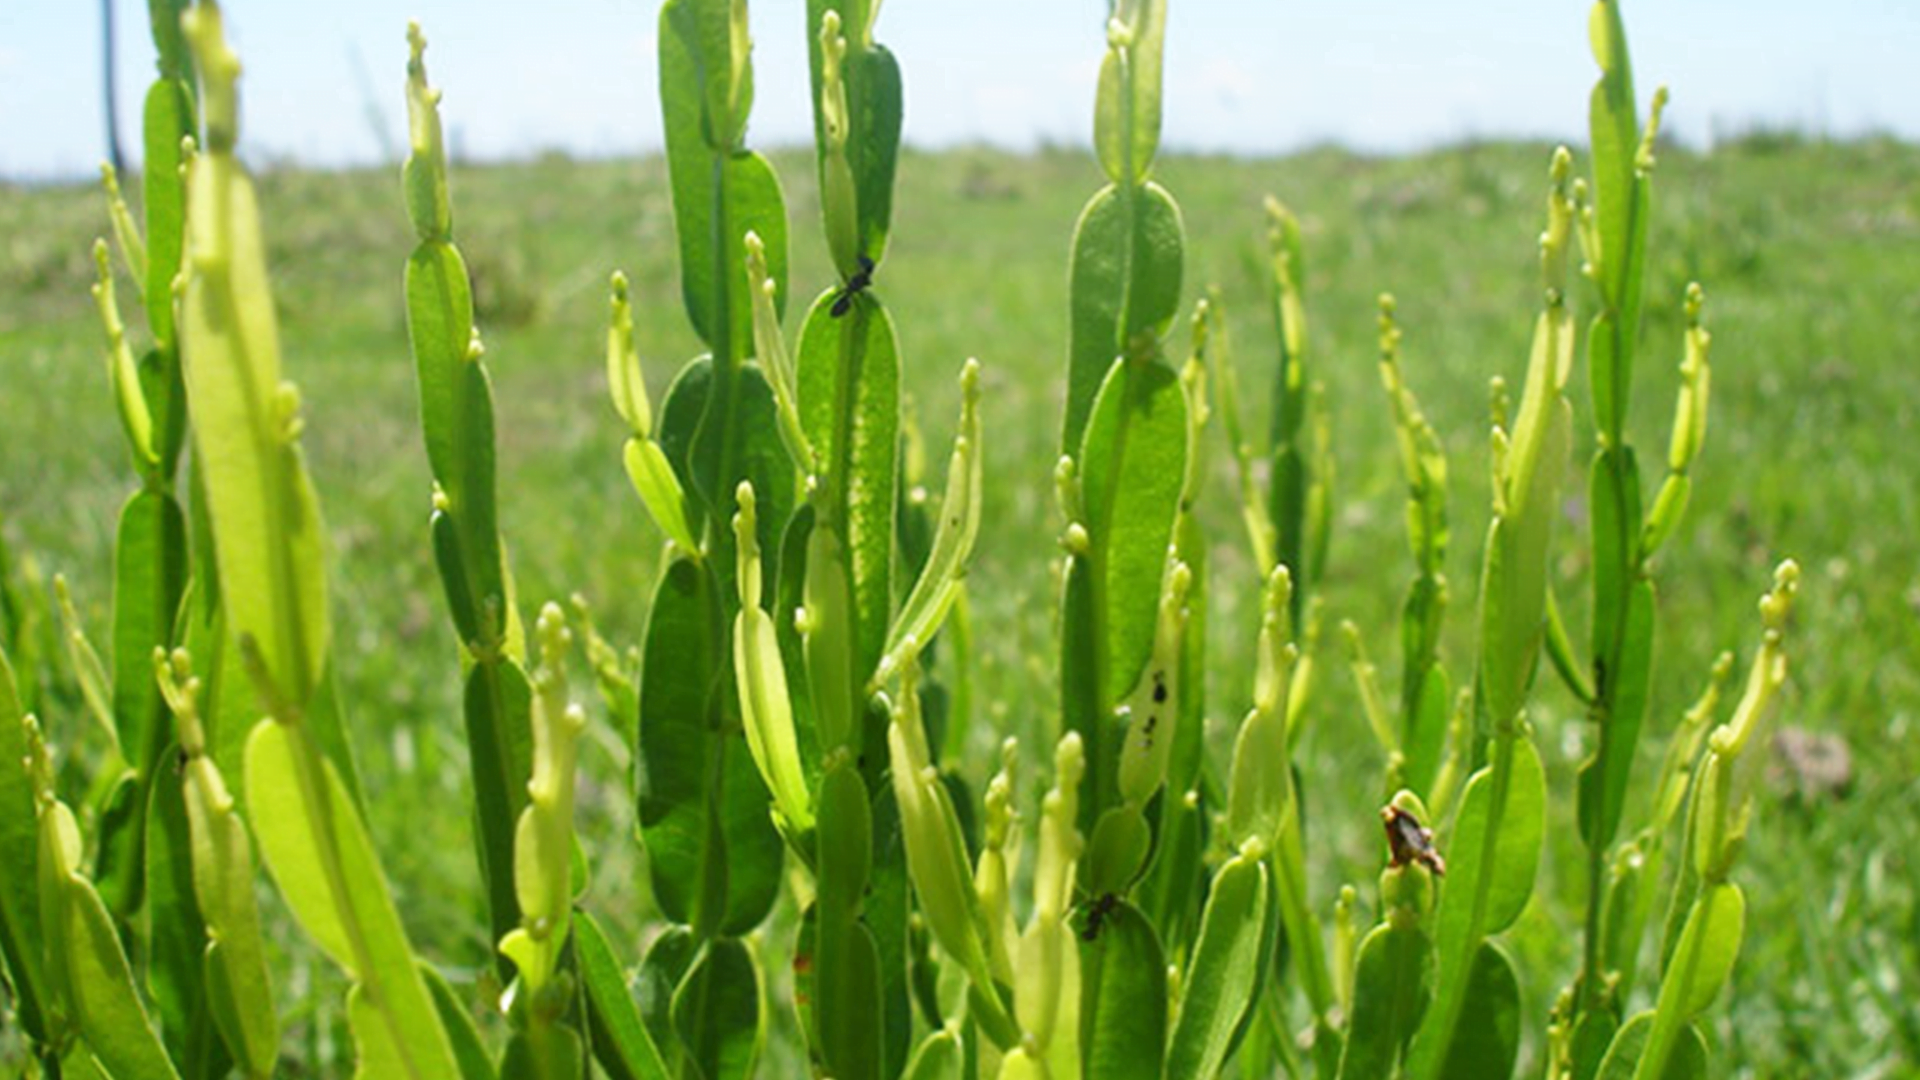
left=830, top=255, right=876, bottom=318
left=1080, top=891, right=1120, bottom=942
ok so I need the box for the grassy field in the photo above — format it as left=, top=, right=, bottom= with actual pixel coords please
left=3, top=136, right=1917, bottom=1076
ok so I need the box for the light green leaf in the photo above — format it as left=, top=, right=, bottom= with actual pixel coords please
left=143, top=765, right=226, bottom=1075
left=421, top=964, right=498, bottom=1080
left=1092, top=0, right=1166, bottom=186
left=1063, top=183, right=1186, bottom=452
left=1078, top=899, right=1165, bottom=1080
left=576, top=912, right=672, bottom=1080
left=904, top=1029, right=963, bottom=1080
left=244, top=720, right=459, bottom=1079
left=672, top=937, right=764, bottom=1080
left=1336, top=922, right=1433, bottom=1080
left=463, top=658, right=533, bottom=974
left=1166, top=853, right=1268, bottom=1080
left=0, top=653, right=50, bottom=1045
left=112, top=491, right=188, bottom=772
left=1437, top=737, right=1546, bottom=947
left=1673, top=882, right=1745, bottom=1020
left=40, top=802, right=181, bottom=1080
left=1436, top=942, right=1520, bottom=1080
left=1595, top=1012, right=1709, bottom=1080
left=180, top=151, right=330, bottom=714
left=797, top=291, right=901, bottom=685
left=661, top=1, right=788, bottom=360
left=1079, top=357, right=1188, bottom=704
left=635, top=556, right=719, bottom=928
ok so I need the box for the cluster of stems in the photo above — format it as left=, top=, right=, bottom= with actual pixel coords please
left=0, top=2, right=1804, bottom=1080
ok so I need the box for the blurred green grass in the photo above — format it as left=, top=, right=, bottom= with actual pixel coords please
left=2, top=136, right=1916, bottom=1076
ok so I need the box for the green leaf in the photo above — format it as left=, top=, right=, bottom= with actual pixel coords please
left=672, top=937, right=764, bottom=1080
left=1671, top=882, right=1745, bottom=1020
left=805, top=1, right=905, bottom=261
left=1437, top=738, right=1546, bottom=948
left=657, top=356, right=715, bottom=536
left=1063, top=183, right=1186, bottom=452
left=1408, top=739, right=1544, bottom=1080
left=847, top=44, right=904, bottom=261
left=1436, top=942, right=1520, bottom=1080
left=638, top=929, right=698, bottom=1073
left=244, top=720, right=460, bottom=1079
left=904, top=1029, right=962, bottom=1080
left=864, top=786, right=915, bottom=1078
left=1078, top=899, right=1166, bottom=1080
left=1135, top=789, right=1204, bottom=956
left=1595, top=1012, right=1708, bottom=1080
left=405, top=240, right=513, bottom=647
left=1586, top=0, right=1639, bottom=307
left=636, top=556, right=720, bottom=928
left=142, top=77, right=193, bottom=353
left=40, top=802, right=181, bottom=1080
left=576, top=912, right=672, bottom=1080
left=716, top=735, right=784, bottom=936
left=1478, top=388, right=1573, bottom=726
left=0, top=654, right=49, bottom=1045
left=144, top=765, right=228, bottom=1077
left=421, top=964, right=499, bottom=1080
left=1567, top=1009, right=1619, bottom=1080
left=499, top=1025, right=584, bottom=1080
left=1079, top=358, right=1188, bottom=703
left=180, top=152, right=330, bottom=715
left=1084, top=806, right=1152, bottom=897
left=635, top=556, right=781, bottom=935
left=661, top=1, right=788, bottom=361
left=107, top=486, right=189, bottom=830
left=1166, top=853, right=1268, bottom=1080
left=1092, top=0, right=1166, bottom=186
left=1336, top=923, right=1433, bottom=1080
left=1587, top=447, right=1642, bottom=679
left=1579, top=576, right=1654, bottom=850
left=88, top=771, right=144, bottom=928
left=464, top=659, right=533, bottom=971
left=815, top=763, right=882, bottom=1080
left=797, top=292, right=901, bottom=686
left=1060, top=557, right=1107, bottom=830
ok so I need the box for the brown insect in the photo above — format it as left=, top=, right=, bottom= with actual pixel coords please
left=1381, top=804, right=1446, bottom=876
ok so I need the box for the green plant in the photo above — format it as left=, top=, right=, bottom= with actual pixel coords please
left=0, top=1, right=1810, bottom=1078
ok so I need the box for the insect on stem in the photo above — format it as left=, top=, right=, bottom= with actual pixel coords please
left=830, top=254, right=876, bottom=318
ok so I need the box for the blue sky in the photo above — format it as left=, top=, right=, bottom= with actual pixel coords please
left=4, top=1, right=1916, bottom=180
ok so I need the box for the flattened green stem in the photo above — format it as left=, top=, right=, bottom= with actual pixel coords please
left=183, top=9, right=453, bottom=1076
left=1407, top=151, right=1574, bottom=1080
left=1577, top=3, right=1675, bottom=1010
